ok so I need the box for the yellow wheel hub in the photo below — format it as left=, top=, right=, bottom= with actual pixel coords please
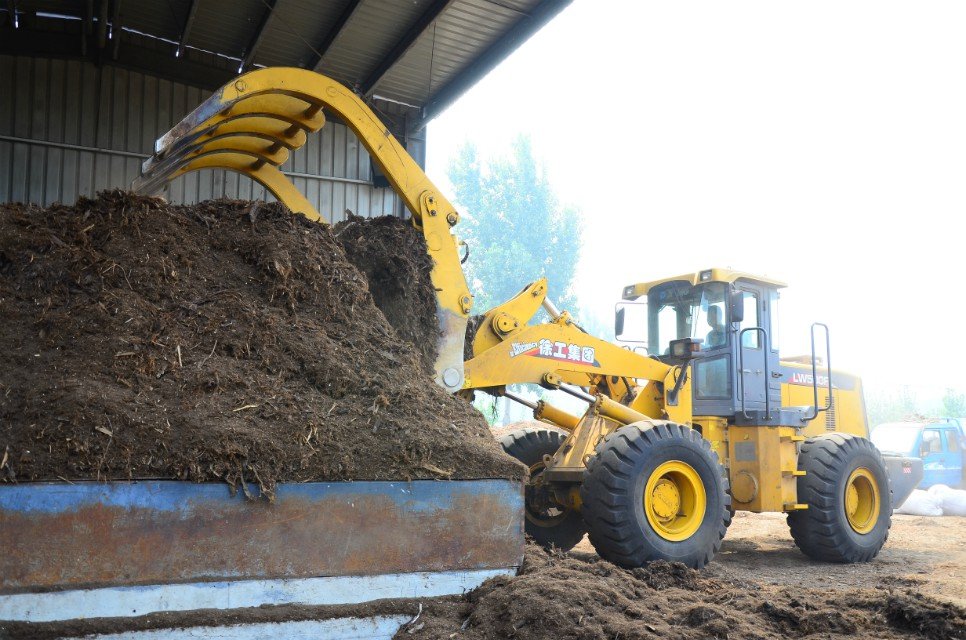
left=845, top=467, right=880, bottom=534
left=644, top=461, right=707, bottom=542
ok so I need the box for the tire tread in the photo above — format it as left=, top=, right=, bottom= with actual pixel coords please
left=787, top=433, right=892, bottom=563
left=581, top=421, right=731, bottom=569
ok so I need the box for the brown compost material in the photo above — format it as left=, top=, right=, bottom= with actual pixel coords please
left=335, top=214, right=441, bottom=373
left=0, top=191, right=523, bottom=495
left=397, top=544, right=966, bottom=640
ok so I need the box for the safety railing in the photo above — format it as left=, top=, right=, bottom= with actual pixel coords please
left=801, top=322, right=832, bottom=422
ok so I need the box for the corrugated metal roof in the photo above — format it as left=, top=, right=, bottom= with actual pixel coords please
left=318, top=0, right=438, bottom=89
left=376, top=0, right=522, bottom=105
left=189, top=0, right=266, bottom=59
left=3, top=0, right=572, bottom=128
left=255, top=0, right=348, bottom=68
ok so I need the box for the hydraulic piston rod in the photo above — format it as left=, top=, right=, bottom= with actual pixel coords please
left=560, top=384, right=650, bottom=426
left=504, top=391, right=582, bottom=432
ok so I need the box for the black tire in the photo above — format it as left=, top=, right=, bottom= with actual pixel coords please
left=787, top=433, right=892, bottom=563
left=580, top=422, right=731, bottom=569
left=500, top=427, right=586, bottom=551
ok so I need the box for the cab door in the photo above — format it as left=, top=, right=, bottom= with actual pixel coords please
left=947, top=428, right=966, bottom=486
left=736, top=286, right=767, bottom=413
left=918, top=426, right=951, bottom=487
left=938, top=428, right=962, bottom=486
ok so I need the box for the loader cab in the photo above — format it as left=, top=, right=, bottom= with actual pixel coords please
left=616, top=269, right=784, bottom=422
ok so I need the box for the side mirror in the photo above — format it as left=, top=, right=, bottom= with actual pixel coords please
left=730, top=290, right=745, bottom=323
left=614, top=301, right=647, bottom=342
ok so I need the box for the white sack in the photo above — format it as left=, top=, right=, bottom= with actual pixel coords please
left=938, top=488, right=966, bottom=517
left=895, top=489, right=943, bottom=516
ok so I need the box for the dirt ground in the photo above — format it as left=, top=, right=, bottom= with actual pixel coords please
left=577, top=512, right=966, bottom=606
left=703, top=511, right=966, bottom=607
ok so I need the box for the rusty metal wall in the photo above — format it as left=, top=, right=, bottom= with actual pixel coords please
left=0, top=55, right=407, bottom=223
left=0, top=479, right=524, bottom=594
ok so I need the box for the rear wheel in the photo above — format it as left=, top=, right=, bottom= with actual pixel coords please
left=580, top=422, right=731, bottom=569
left=787, top=433, right=892, bottom=563
left=500, top=427, right=586, bottom=551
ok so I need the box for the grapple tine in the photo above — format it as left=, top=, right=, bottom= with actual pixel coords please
left=136, top=91, right=324, bottom=218
left=155, top=95, right=324, bottom=161
left=142, top=134, right=290, bottom=177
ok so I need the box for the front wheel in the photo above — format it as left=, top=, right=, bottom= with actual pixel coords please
left=580, top=422, right=731, bottom=569
left=500, top=426, right=586, bottom=551
left=787, top=433, right=892, bottom=563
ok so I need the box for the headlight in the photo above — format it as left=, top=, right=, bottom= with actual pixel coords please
left=669, top=338, right=701, bottom=359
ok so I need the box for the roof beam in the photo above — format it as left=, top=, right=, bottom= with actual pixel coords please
left=239, top=0, right=278, bottom=72
left=97, top=0, right=108, bottom=49
left=81, top=0, right=93, bottom=55
left=360, top=0, right=454, bottom=96
left=176, top=0, right=199, bottom=58
left=309, top=0, right=362, bottom=70
left=110, top=0, right=122, bottom=59
left=413, top=0, right=572, bottom=131
left=85, top=0, right=94, bottom=34
left=5, top=0, right=18, bottom=29
left=0, top=27, right=235, bottom=90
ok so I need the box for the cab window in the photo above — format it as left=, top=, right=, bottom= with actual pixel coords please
left=645, top=281, right=727, bottom=356
left=947, top=429, right=962, bottom=452
left=740, top=292, right=760, bottom=349
left=769, top=291, right=780, bottom=352
left=656, top=304, right=681, bottom=354
left=694, top=355, right=730, bottom=398
left=921, top=429, right=943, bottom=456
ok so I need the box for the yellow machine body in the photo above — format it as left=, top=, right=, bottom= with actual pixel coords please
left=781, top=359, right=868, bottom=438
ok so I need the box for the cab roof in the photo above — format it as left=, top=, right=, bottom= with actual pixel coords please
left=622, top=269, right=787, bottom=300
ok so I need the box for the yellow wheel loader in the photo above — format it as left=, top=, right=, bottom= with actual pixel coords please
left=465, top=272, right=916, bottom=567
left=134, top=67, right=919, bottom=569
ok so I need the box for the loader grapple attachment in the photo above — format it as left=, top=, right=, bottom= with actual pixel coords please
left=132, top=68, right=472, bottom=391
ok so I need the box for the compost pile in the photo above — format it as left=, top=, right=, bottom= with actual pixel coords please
left=397, top=544, right=966, bottom=640
left=334, top=213, right=440, bottom=372
left=0, top=191, right=522, bottom=494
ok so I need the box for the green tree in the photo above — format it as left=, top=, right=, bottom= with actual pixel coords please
left=447, top=135, right=581, bottom=314
left=865, top=384, right=923, bottom=427
left=942, top=388, right=965, bottom=419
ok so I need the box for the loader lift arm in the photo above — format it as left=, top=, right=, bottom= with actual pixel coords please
left=133, top=67, right=472, bottom=391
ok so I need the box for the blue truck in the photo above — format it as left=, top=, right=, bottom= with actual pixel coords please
left=871, top=419, right=966, bottom=489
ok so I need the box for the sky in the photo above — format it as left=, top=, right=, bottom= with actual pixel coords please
left=425, top=1, right=966, bottom=394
